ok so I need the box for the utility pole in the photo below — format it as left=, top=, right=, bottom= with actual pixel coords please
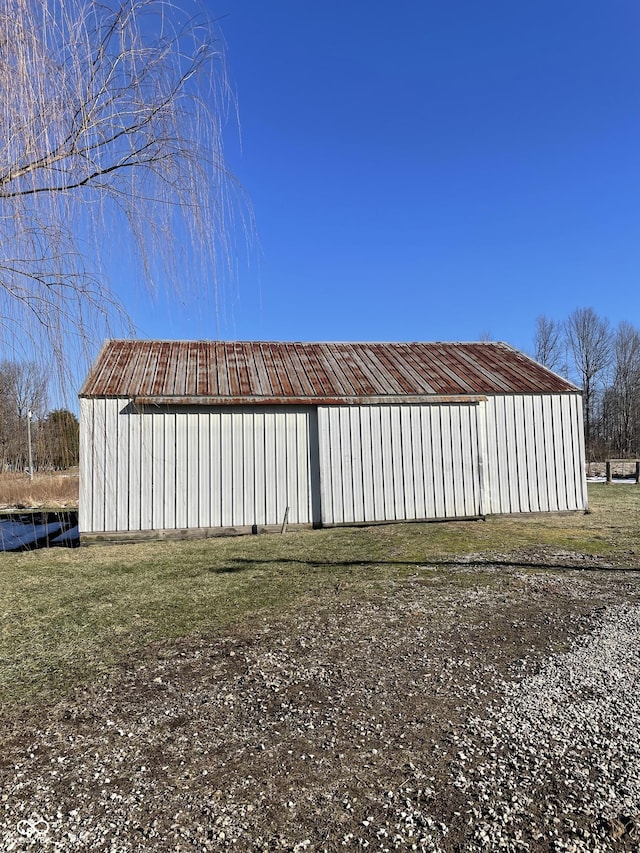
left=26, top=410, right=33, bottom=479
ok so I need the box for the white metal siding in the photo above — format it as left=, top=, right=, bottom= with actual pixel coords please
left=482, top=393, right=587, bottom=514
left=79, top=400, right=317, bottom=533
left=80, top=391, right=588, bottom=536
left=317, top=403, right=483, bottom=524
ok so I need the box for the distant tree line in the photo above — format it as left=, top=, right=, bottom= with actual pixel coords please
left=534, top=308, right=640, bottom=461
left=0, top=361, right=79, bottom=472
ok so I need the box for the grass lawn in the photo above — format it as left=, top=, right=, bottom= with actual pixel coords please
left=1, top=483, right=638, bottom=710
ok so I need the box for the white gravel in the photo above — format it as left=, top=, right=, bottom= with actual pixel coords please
left=453, top=603, right=640, bottom=851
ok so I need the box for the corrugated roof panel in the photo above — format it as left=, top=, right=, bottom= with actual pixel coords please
left=416, top=345, right=470, bottom=395
left=407, top=345, right=458, bottom=394
left=278, top=343, right=298, bottom=396
left=194, top=342, right=207, bottom=396
left=226, top=343, right=240, bottom=396
left=324, top=343, right=357, bottom=396
left=373, top=344, right=418, bottom=395
left=250, top=343, right=270, bottom=396
left=452, top=345, right=513, bottom=394
left=121, top=341, right=147, bottom=395
left=79, top=340, right=580, bottom=400
left=293, top=342, right=330, bottom=397
left=263, top=342, right=285, bottom=395
left=287, top=343, right=317, bottom=397
left=339, top=347, right=379, bottom=397
left=217, top=343, right=231, bottom=397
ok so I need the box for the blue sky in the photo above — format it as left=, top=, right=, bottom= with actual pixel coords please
left=134, top=0, right=640, bottom=356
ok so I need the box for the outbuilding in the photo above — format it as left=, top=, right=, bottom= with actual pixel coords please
left=79, top=340, right=587, bottom=541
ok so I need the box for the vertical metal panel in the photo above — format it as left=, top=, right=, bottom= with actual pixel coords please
left=127, top=400, right=141, bottom=530
left=90, top=397, right=104, bottom=532
left=541, top=397, right=558, bottom=512
left=339, top=408, right=354, bottom=522
left=551, top=395, right=567, bottom=510
left=115, top=400, right=129, bottom=530
left=317, top=403, right=482, bottom=524
left=220, top=411, right=233, bottom=528
left=242, top=412, right=255, bottom=526
left=531, top=395, right=551, bottom=512
left=186, top=413, right=200, bottom=528
left=102, top=398, right=116, bottom=531
left=400, top=407, right=415, bottom=519
left=140, top=405, right=154, bottom=530
left=209, top=412, right=221, bottom=527
left=198, top=413, right=211, bottom=528
left=78, top=398, right=93, bottom=533
left=369, top=408, right=385, bottom=520
left=417, top=407, right=432, bottom=519
left=476, top=400, right=488, bottom=517
left=182, top=406, right=314, bottom=531
left=318, top=407, right=332, bottom=524
left=163, top=411, right=176, bottom=529
left=81, top=403, right=316, bottom=534
left=380, top=407, right=395, bottom=519
left=522, top=396, right=538, bottom=512
left=557, top=397, right=574, bottom=508
left=514, top=397, right=529, bottom=512
left=482, top=393, right=586, bottom=515
left=263, top=410, right=277, bottom=524
left=435, top=406, right=456, bottom=518
left=409, top=406, right=425, bottom=519
left=175, top=412, right=188, bottom=528
left=295, top=411, right=311, bottom=523
left=253, top=412, right=266, bottom=525
left=151, top=412, right=165, bottom=530
left=567, top=394, right=588, bottom=510
left=576, top=396, right=588, bottom=510
left=274, top=411, right=288, bottom=524
left=429, top=406, right=445, bottom=518
left=447, top=407, right=461, bottom=515
left=489, top=396, right=508, bottom=513
left=232, top=412, right=244, bottom=524
left=390, top=406, right=404, bottom=520
left=359, top=407, right=374, bottom=520
left=93, top=397, right=105, bottom=532
left=350, top=407, right=365, bottom=522
left=500, top=397, right=520, bottom=512
left=458, top=403, right=476, bottom=516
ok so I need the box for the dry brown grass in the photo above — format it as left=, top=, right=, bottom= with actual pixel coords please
left=0, top=469, right=78, bottom=509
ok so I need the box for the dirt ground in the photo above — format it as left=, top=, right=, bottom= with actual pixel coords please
left=2, top=546, right=640, bottom=851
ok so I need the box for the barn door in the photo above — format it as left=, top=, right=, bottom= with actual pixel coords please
left=317, top=403, right=484, bottom=525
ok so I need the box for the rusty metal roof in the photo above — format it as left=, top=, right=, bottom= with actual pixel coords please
left=79, top=340, right=580, bottom=402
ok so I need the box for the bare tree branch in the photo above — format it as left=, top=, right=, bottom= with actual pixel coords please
left=565, top=307, right=612, bottom=460
left=606, top=321, right=640, bottom=456
left=0, top=0, right=248, bottom=389
left=533, top=314, right=565, bottom=373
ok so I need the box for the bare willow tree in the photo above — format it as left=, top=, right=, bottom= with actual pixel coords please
left=0, top=0, right=243, bottom=380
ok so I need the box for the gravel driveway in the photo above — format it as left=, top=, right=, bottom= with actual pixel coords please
left=1, top=562, right=639, bottom=852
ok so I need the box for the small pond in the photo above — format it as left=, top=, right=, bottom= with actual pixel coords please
left=0, top=510, right=79, bottom=552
